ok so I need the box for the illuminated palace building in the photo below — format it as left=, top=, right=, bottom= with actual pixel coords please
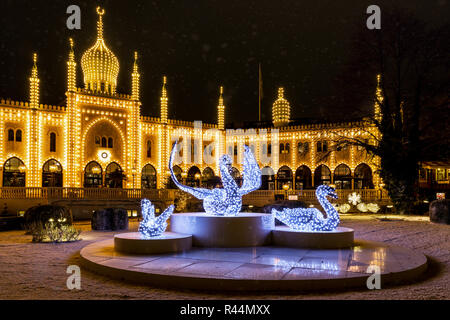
left=0, top=8, right=382, bottom=193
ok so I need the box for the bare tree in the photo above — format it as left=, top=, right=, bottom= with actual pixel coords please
left=329, top=9, right=449, bottom=213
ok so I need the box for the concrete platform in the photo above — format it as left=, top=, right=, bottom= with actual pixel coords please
left=170, top=212, right=274, bottom=247
left=114, top=232, right=192, bottom=254
left=81, top=238, right=428, bottom=291
left=272, top=226, right=354, bottom=249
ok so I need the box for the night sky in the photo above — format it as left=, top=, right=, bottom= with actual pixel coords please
left=0, top=0, right=448, bottom=125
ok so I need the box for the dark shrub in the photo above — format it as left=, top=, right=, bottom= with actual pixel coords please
left=429, top=200, right=450, bottom=225
left=24, top=205, right=72, bottom=231
left=91, top=208, right=128, bottom=231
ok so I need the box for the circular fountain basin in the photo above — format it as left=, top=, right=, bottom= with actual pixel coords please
left=272, top=226, right=354, bottom=249
left=114, top=232, right=192, bottom=254
left=170, top=212, right=274, bottom=247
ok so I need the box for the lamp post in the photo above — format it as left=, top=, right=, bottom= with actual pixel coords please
left=282, top=183, right=289, bottom=200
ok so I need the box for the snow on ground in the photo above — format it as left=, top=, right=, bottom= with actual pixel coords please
left=0, top=215, right=448, bottom=300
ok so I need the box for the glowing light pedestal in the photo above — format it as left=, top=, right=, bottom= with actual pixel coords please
left=170, top=213, right=274, bottom=247
left=114, top=232, right=192, bottom=254
left=272, top=226, right=354, bottom=249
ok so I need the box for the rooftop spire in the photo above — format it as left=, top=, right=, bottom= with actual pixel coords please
left=96, top=7, right=105, bottom=40
left=160, top=76, right=168, bottom=124
left=131, top=51, right=140, bottom=100
left=31, top=53, right=38, bottom=77
left=218, top=86, right=225, bottom=130
left=67, top=38, right=77, bottom=92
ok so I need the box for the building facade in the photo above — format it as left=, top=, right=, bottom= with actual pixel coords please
left=0, top=7, right=381, bottom=193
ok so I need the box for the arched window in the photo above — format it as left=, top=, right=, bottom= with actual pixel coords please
left=280, top=143, right=285, bottom=153
left=202, top=167, right=216, bottom=188
left=146, top=140, right=152, bottom=158
left=298, top=142, right=309, bottom=155
left=107, top=137, right=113, bottom=148
left=295, top=165, right=312, bottom=190
left=42, top=159, right=62, bottom=187
left=84, top=161, right=102, bottom=188
left=105, top=162, right=123, bottom=188
left=101, top=137, right=107, bottom=148
left=50, top=132, right=56, bottom=152
left=314, top=165, right=331, bottom=186
left=141, top=164, right=157, bottom=189
left=95, top=136, right=100, bottom=145
left=334, top=164, right=352, bottom=189
left=261, top=166, right=275, bottom=190
left=15, top=129, right=22, bottom=142
left=285, top=143, right=290, bottom=154
left=276, top=166, right=293, bottom=190
left=187, top=166, right=201, bottom=187
left=3, top=157, right=26, bottom=187
left=354, top=164, right=374, bottom=189
left=7, top=129, right=14, bottom=141
left=317, top=141, right=328, bottom=153
left=268, top=143, right=272, bottom=155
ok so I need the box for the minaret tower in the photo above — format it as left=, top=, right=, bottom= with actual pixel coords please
left=29, top=53, right=40, bottom=109
left=28, top=53, right=41, bottom=187
left=217, top=86, right=225, bottom=130
left=131, top=51, right=140, bottom=101
left=160, top=76, right=168, bottom=124
left=67, top=38, right=76, bottom=92
left=272, top=87, right=290, bottom=127
left=159, top=76, right=169, bottom=188
left=374, top=74, right=383, bottom=123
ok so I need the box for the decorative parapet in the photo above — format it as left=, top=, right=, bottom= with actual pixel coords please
left=0, top=99, right=65, bottom=112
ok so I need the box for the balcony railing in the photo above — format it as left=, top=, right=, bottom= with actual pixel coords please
left=0, top=187, right=390, bottom=205
left=0, top=187, right=175, bottom=201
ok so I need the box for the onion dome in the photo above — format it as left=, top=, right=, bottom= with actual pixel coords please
left=81, top=7, right=119, bottom=94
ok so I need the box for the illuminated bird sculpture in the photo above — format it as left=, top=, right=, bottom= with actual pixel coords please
left=138, top=199, right=174, bottom=238
left=169, top=141, right=261, bottom=216
left=271, top=185, right=340, bottom=231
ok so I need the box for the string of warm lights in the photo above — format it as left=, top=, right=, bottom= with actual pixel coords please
left=0, top=5, right=384, bottom=191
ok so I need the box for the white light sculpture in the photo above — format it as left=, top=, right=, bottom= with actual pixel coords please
left=348, top=192, right=361, bottom=206
left=169, top=141, right=261, bottom=216
left=138, top=199, right=174, bottom=238
left=271, top=185, right=340, bottom=231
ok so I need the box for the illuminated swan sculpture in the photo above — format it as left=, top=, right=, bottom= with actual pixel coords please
left=169, top=141, right=261, bottom=216
left=138, top=199, right=175, bottom=238
left=271, top=185, right=340, bottom=231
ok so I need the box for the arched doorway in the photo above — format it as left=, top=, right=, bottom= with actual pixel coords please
left=166, top=165, right=182, bottom=189
left=314, top=164, right=331, bottom=186
left=187, top=166, right=201, bottom=187
left=354, top=163, right=374, bottom=189
left=3, top=157, right=26, bottom=187
left=141, top=164, right=157, bottom=189
left=42, top=159, right=63, bottom=187
left=277, top=166, right=293, bottom=190
left=105, top=162, right=124, bottom=188
left=84, top=161, right=102, bottom=188
left=202, top=167, right=217, bottom=188
left=295, top=165, right=312, bottom=190
left=261, top=166, right=275, bottom=190
left=334, top=164, right=352, bottom=189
